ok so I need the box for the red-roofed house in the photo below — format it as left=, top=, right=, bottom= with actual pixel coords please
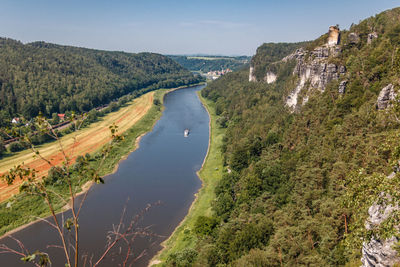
left=57, top=114, right=65, bottom=121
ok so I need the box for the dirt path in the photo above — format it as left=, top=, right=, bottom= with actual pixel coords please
left=0, top=92, right=154, bottom=202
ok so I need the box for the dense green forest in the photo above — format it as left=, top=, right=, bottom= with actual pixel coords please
left=168, top=55, right=250, bottom=72
left=166, top=7, right=400, bottom=266
left=0, top=38, right=203, bottom=126
left=250, top=42, right=309, bottom=81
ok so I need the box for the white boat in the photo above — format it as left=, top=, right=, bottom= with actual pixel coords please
left=184, top=129, right=189, bottom=137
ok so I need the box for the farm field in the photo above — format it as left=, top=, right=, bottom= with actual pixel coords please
left=0, top=92, right=154, bottom=202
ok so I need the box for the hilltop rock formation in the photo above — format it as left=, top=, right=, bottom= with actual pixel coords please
left=284, top=26, right=347, bottom=109
left=249, top=26, right=348, bottom=110
left=377, top=84, right=396, bottom=110
left=328, top=25, right=340, bottom=46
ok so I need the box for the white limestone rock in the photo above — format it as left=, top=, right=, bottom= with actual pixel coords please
left=362, top=237, right=399, bottom=267
left=249, top=66, right=256, bottom=82
left=264, top=72, right=277, bottom=84
left=285, top=45, right=346, bottom=109
left=377, top=84, right=396, bottom=110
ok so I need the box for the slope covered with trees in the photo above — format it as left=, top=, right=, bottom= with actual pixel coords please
left=168, top=55, right=250, bottom=72
left=165, top=7, right=400, bottom=266
left=0, top=38, right=203, bottom=125
left=250, top=42, right=308, bottom=80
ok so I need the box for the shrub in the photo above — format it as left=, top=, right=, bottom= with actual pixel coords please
left=166, top=248, right=198, bottom=267
left=9, top=141, right=26, bottom=152
left=194, top=216, right=219, bottom=236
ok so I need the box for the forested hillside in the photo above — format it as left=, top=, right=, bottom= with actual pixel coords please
left=167, top=7, right=400, bottom=266
left=168, top=55, right=250, bottom=72
left=0, top=38, right=203, bottom=125
left=250, top=42, right=308, bottom=81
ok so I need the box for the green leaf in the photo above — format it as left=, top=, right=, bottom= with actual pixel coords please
left=21, top=254, right=36, bottom=262
left=64, top=218, right=74, bottom=231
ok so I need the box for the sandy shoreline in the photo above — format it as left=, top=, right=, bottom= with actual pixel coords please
left=0, top=84, right=204, bottom=241
left=148, top=90, right=212, bottom=266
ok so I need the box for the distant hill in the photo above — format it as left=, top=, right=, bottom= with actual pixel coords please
left=168, top=55, right=250, bottom=73
left=0, top=38, right=203, bottom=124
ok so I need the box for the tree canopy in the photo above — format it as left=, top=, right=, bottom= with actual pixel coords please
left=0, top=38, right=203, bottom=123
left=171, top=7, right=400, bottom=266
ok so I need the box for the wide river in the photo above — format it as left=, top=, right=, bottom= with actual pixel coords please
left=0, top=85, right=209, bottom=266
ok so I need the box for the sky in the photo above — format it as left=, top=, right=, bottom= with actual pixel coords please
left=0, top=0, right=399, bottom=56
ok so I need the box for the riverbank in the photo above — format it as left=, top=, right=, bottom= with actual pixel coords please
left=0, top=92, right=155, bottom=202
left=150, top=91, right=225, bottom=266
left=0, top=84, right=200, bottom=238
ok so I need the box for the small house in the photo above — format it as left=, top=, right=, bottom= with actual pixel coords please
left=57, top=114, right=65, bottom=121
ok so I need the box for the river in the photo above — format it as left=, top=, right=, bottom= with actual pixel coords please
left=0, top=85, right=209, bottom=266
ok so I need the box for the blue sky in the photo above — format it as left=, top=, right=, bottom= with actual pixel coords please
left=0, top=0, right=399, bottom=55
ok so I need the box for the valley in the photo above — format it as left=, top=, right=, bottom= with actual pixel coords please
left=1, top=2, right=400, bottom=267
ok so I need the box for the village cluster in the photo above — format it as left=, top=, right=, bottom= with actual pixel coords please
left=206, top=68, right=232, bottom=80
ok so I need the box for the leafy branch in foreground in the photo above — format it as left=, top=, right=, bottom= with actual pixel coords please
left=0, top=115, right=156, bottom=266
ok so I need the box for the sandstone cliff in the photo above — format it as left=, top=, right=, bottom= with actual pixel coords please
left=248, top=26, right=347, bottom=111
left=284, top=45, right=346, bottom=109
left=282, top=25, right=348, bottom=110
left=248, top=42, right=307, bottom=83
left=328, top=25, right=340, bottom=46
left=377, top=84, right=397, bottom=110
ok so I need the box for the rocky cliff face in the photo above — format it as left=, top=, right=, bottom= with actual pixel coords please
left=362, top=237, right=399, bottom=267
left=250, top=26, right=347, bottom=110
left=361, top=170, right=400, bottom=266
left=377, top=84, right=396, bottom=110
left=285, top=45, right=346, bottom=109
left=249, top=66, right=256, bottom=82
left=264, top=72, right=277, bottom=83
left=280, top=26, right=349, bottom=110
left=249, top=65, right=276, bottom=84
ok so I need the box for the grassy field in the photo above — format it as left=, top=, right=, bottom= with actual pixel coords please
left=0, top=92, right=155, bottom=202
left=0, top=89, right=170, bottom=236
left=151, top=92, right=225, bottom=266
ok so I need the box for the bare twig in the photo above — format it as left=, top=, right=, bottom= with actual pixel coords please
left=1, top=116, right=158, bottom=267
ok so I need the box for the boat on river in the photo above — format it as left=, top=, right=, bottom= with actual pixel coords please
left=184, top=129, right=189, bottom=137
